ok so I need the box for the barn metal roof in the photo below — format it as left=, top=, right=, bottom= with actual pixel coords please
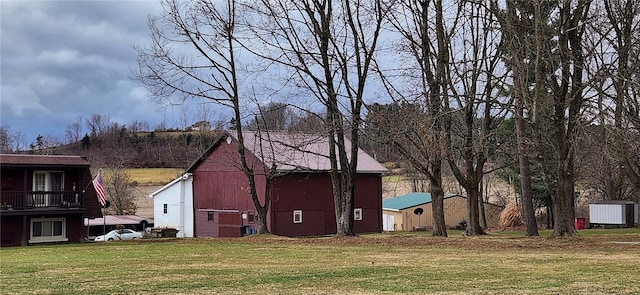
left=234, top=131, right=388, bottom=173
left=187, top=131, right=388, bottom=174
left=383, top=192, right=460, bottom=210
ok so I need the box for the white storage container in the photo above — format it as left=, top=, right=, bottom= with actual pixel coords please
left=589, top=201, right=638, bottom=228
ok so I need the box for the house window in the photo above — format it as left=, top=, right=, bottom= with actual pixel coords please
left=248, top=212, right=255, bottom=223
left=33, top=171, right=64, bottom=207
left=208, top=212, right=214, bottom=221
left=354, top=208, right=363, bottom=221
left=163, top=204, right=168, bottom=214
left=29, top=217, right=67, bottom=243
left=293, top=210, right=303, bottom=224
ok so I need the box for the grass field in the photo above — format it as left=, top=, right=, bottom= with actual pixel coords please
left=2, top=229, right=639, bottom=294
left=125, top=168, right=183, bottom=186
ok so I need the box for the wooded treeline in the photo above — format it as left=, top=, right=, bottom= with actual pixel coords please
left=132, top=0, right=639, bottom=237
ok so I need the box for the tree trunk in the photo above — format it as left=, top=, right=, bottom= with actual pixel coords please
left=233, top=105, right=270, bottom=235
left=515, top=96, right=539, bottom=236
left=464, top=185, right=485, bottom=235
left=479, top=177, right=487, bottom=229
left=430, top=164, right=447, bottom=237
left=551, top=166, right=577, bottom=237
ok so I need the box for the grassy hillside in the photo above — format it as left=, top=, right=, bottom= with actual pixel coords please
left=1, top=229, right=639, bottom=294
left=127, top=168, right=183, bottom=185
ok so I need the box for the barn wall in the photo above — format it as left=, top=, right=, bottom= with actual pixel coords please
left=191, top=136, right=383, bottom=237
left=353, top=174, right=383, bottom=233
left=271, top=173, right=382, bottom=236
left=194, top=210, right=242, bottom=237
left=192, top=137, right=269, bottom=237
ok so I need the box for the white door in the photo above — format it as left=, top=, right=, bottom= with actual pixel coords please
left=383, top=213, right=395, bottom=231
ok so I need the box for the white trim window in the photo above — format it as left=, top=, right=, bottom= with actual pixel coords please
left=354, top=208, right=363, bottom=221
left=293, top=210, right=303, bottom=224
left=29, top=217, right=68, bottom=243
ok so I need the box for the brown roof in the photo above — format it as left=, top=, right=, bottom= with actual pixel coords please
left=0, top=154, right=90, bottom=167
left=188, top=131, right=387, bottom=174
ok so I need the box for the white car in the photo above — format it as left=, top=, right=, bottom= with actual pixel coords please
left=94, top=229, right=143, bottom=242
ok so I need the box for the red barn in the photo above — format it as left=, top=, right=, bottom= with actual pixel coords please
left=0, top=154, right=102, bottom=246
left=186, top=131, right=387, bottom=237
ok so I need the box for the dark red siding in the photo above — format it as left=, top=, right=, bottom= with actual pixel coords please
left=189, top=136, right=383, bottom=238
left=191, top=138, right=269, bottom=237
left=195, top=210, right=243, bottom=237
left=1, top=214, right=87, bottom=246
left=271, top=173, right=382, bottom=237
left=353, top=174, right=384, bottom=233
left=1, top=159, right=102, bottom=246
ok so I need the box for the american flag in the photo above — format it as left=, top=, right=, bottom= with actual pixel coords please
left=92, top=170, right=106, bottom=207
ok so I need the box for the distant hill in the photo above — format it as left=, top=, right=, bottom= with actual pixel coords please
left=36, top=129, right=221, bottom=168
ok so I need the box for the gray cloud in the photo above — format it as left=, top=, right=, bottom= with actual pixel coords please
left=0, top=0, right=196, bottom=143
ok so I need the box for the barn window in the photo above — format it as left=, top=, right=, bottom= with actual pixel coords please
left=207, top=212, right=214, bottom=221
left=293, top=210, right=303, bottom=223
left=163, top=204, right=168, bottom=214
left=248, top=211, right=255, bottom=223
left=354, top=208, right=363, bottom=221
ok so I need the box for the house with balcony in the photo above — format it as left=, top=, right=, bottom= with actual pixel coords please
left=0, top=154, right=102, bottom=246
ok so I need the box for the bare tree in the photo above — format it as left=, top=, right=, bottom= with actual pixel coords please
left=128, top=120, right=151, bottom=133
left=65, top=116, right=83, bottom=144
left=244, top=0, right=388, bottom=236
left=374, top=0, right=455, bottom=237
left=589, top=0, right=640, bottom=194
left=0, top=125, right=26, bottom=153
left=444, top=1, right=507, bottom=235
left=135, top=0, right=275, bottom=233
left=0, top=126, right=12, bottom=153
left=247, top=102, right=294, bottom=131
left=86, top=114, right=110, bottom=137
left=102, top=166, right=137, bottom=215
left=28, top=134, right=63, bottom=154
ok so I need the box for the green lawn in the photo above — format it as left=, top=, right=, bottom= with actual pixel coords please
left=1, top=229, right=639, bottom=294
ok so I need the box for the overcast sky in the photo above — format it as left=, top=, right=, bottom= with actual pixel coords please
left=0, top=0, right=206, bottom=145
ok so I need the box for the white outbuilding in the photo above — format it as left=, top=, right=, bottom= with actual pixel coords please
left=589, top=200, right=638, bottom=228
left=149, top=173, right=194, bottom=237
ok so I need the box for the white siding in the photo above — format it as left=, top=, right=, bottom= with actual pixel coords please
left=382, top=213, right=395, bottom=231
left=151, top=174, right=194, bottom=237
left=589, top=204, right=625, bottom=224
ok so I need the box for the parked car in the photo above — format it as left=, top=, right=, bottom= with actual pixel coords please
left=94, top=229, right=143, bottom=242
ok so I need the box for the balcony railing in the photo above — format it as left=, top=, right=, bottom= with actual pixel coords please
left=0, top=191, right=84, bottom=210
